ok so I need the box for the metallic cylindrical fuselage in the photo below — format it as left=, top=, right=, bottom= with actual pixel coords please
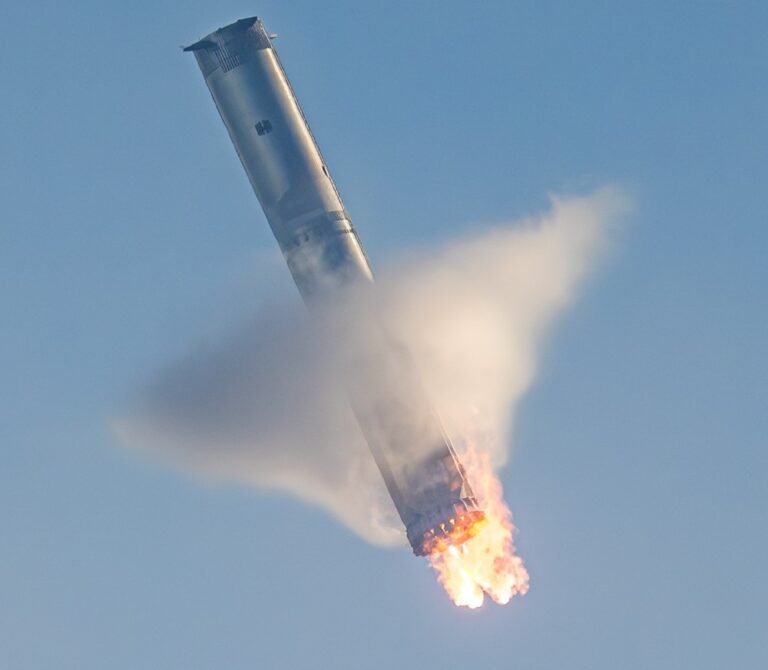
left=186, top=17, right=483, bottom=554
left=186, top=18, right=370, bottom=299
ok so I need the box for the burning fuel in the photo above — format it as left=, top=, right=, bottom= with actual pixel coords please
left=427, top=444, right=529, bottom=608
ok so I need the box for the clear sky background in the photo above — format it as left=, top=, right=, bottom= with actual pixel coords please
left=2, top=1, right=766, bottom=668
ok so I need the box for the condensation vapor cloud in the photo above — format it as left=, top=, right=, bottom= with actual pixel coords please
left=115, top=188, right=628, bottom=547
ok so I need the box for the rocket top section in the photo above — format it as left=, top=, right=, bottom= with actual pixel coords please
left=185, top=17, right=372, bottom=299
left=183, top=17, right=273, bottom=75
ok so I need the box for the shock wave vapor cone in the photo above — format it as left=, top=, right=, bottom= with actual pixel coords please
left=185, top=17, right=485, bottom=555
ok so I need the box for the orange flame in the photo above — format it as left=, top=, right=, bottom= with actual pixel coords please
left=427, top=446, right=529, bottom=608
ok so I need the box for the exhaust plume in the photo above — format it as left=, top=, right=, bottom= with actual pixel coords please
left=116, top=188, right=626, bottom=574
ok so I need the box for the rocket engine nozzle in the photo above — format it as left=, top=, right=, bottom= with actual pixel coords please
left=407, top=500, right=486, bottom=556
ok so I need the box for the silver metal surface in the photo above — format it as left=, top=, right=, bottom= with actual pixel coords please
left=186, top=17, right=483, bottom=555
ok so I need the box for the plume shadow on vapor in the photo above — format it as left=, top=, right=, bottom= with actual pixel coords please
left=115, top=188, right=628, bottom=546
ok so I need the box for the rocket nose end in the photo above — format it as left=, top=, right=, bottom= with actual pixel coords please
left=183, top=16, right=271, bottom=55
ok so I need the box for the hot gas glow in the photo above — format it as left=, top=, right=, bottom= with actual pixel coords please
left=427, top=447, right=529, bottom=608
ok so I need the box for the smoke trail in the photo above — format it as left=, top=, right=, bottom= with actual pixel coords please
left=115, top=188, right=627, bottom=546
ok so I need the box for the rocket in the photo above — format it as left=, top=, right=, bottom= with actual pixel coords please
left=185, top=17, right=484, bottom=555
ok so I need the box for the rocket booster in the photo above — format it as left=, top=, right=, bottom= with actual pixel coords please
left=185, top=17, right=484, bottom=555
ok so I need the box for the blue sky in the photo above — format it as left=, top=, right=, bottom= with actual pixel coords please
left=1, top=1, right=766, bottom=668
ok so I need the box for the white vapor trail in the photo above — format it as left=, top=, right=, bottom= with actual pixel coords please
left=115, top=188, right=627, bottom=546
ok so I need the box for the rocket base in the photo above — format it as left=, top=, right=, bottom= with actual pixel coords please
left=407, top=501, right=486, bottom=557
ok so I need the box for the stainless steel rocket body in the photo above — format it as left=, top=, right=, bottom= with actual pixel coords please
left=185, top=17, right=483, bottom=555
